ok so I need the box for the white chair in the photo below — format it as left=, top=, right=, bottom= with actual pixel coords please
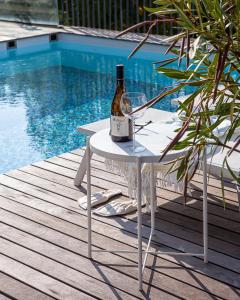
left=206, top=142, right=240, bottom=211
left=171, top=96, right=240, bottom=210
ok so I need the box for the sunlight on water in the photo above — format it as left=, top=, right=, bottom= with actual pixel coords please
left=0, top=41, right=194, bottom=173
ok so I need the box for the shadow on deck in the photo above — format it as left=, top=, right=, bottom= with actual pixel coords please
left=0, top=147, right=239, bottom=299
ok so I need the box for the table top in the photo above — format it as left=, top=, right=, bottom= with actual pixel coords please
left=77, top=108, right=174, bottom=136
left=90, top=122, right=185, bottom=163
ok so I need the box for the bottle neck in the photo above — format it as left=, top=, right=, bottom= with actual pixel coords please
left=116, top=78, right=124, bottom=88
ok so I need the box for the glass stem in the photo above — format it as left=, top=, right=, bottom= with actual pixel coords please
left=133, top=119, right=136, bottom=152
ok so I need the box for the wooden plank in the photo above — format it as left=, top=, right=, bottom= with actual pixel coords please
left=28, top=159, right=240, bottom=233
left=0, top=171, right=240, bottom=269
left=0, top=254, right=93, bottom=300
left=33, top=154, right=240, bottom=220
left=52, top=153, right=240, bottom=217
left=0, top=189, right=239, bottom=287
left=1, top=171, right=240, bottom=261
left=0, top=238, right=138, bottom=300
left=6, top=166, right=240, bottom=259
left=44, top=155, right=240, bottom=222
left=59, top=150, right=239, bottom=207
left=192, top=172, right=237, bottom=192
left=0, top=293, right=13, bottom=300
left=21, top=163, right=240, bottom=247
left=0, top=272, right=55, bottom=300
left=1, top=204, right=239, bottom=299
left=1, top=197, right=238, bottom=296
left=24, top=161, right=240, bottom=252
left=53, top=150, right=240, bottom=213
left=53, top=155, right=240, bottom=221
left=0, top=222, right=189, bottom=300
left=156, top=207, right=240, bottom=247
left=0, top=147, right=240, bottom=298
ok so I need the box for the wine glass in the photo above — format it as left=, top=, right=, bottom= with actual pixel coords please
left=120, top=92, right=147, bottom=152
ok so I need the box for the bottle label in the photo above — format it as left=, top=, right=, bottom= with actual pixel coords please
left=111, top=116, right=129, bottom=137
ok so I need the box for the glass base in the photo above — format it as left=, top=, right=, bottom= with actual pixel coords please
left=133, top=146, right=146, bottom=153
left=125, top=144, right=146, bottom=153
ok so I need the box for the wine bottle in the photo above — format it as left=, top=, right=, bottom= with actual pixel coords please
left=110, top=65, right=133, bottom=142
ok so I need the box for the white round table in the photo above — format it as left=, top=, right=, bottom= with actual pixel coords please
left=90, top=122, right=184, bottom=163
left=86, top=122, right=208, bottom=291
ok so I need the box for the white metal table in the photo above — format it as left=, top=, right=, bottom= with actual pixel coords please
left=86, top=122, right=208, bottom=291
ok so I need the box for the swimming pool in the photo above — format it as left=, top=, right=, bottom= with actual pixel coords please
left=0, top=34, right=193, bottom=174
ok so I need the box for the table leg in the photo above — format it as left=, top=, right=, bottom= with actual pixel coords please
left=74, top=144, right=93, bottom=187
left=150, top=163, right=155, bottom=235
left=236, top=179, right=240, bottom=212
left=87, top=136, right=92, bottom=259
left=203, top=149, right=208, bottom=263
left=136, top=157, right=143, bottom=291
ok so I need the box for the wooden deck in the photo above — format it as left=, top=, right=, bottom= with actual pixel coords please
left=0, top=147, right=239, bottom=300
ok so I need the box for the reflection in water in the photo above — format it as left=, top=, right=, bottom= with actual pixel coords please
left=0, top=0, right=59, bottom=25
left=0, top=47, right=194, bottom=173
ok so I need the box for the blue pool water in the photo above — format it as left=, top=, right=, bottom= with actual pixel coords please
left=0, top=38, right=193, bottom=173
